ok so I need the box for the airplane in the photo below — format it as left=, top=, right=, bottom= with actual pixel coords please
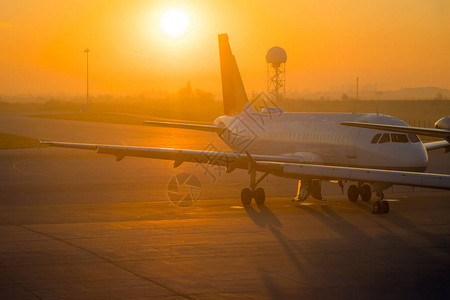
left=40, top=33, right=450, bottom=214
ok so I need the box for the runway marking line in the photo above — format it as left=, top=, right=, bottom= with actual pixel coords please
left=0, top=263, right=43, bottom=299
left=17, top=224, right=198, bottom=300
left=12, top=160, right=34, bottom=175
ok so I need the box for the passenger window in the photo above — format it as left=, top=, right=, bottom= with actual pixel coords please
left=379, top=133, right=390, bottom=144
left=408, top=134, right=420, bottom=143
left=391, top=134, right=409, bottom=143
left=371, top=133, right=381, bottom=144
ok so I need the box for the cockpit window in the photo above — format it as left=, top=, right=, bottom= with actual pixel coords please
left=372, top=132, right=418, bottom=144
left=408, top=134, right=420, bottom=143
left=379, top=133, right=390, bottom=144
left=371, top=133, right=382, bottom=144
left=391, top=134, right=409, bottom=143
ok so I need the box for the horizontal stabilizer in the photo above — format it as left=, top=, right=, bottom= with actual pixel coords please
left=143, top=121, right=220, bottom=132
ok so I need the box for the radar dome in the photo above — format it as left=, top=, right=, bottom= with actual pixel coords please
left=266, top=46, right=287, bottom=66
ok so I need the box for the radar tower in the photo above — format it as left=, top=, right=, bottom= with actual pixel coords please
left=266, top=46, right=287, bottom=100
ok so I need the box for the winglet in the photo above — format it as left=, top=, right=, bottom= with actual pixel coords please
left=37, top=137, right=41, bottom=150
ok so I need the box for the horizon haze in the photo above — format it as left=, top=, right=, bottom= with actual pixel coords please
left=1, top=1, right=449, bottom=96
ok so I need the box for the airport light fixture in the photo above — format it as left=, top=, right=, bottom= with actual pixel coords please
left=84, top=48, right=90, bottom=112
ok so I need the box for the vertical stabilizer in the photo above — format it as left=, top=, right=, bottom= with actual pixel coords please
left=218, top=34, right=250, bottom=115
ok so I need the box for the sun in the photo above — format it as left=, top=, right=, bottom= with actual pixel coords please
left=159, top=8, right=190, bottom=37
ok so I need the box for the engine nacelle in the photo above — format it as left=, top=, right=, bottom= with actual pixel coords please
left=435, top=116, right=450, bottom=130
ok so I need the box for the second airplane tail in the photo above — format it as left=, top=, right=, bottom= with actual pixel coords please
left=218, top=34, right=251, bottom=115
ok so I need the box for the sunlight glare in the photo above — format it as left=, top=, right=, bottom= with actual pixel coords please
left=159, top=8, right=190, bottom=37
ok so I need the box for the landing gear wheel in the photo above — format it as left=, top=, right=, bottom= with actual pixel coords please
left=241, top=188, right=252, bottom=206
left=347, top=185, right=359, bottom=202
left=372, top=201, right=382, bottom=214
left=294, top=180, right=310, bottom=202
left=254, top=188, right=265, bottom=205
left=360, top=184, right=372, bottom=202
left=381, top=201, right=389, bottom=214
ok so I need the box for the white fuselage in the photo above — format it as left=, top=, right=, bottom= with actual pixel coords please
left=214, top=112, right=428, bottom=172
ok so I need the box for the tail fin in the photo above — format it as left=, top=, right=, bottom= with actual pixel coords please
left=218, top=34, right=250, bottom=115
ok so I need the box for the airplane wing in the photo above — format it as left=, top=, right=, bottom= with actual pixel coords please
left=39, top=140, right=450, bottom=190
left=423, top=140, right=450, bottom=152
left=143, top=121, right=221, bottom=132
left=254, top=161, right=450, bottom=191
left=341, top=122, right=450, bottom=139
left=39, top=140, right=304, bottom=170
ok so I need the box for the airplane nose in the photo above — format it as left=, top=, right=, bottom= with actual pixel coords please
left=397, top=145, right=428, bottom=171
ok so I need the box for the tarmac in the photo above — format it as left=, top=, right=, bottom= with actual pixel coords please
left=0, top=112, right=449, bottom=299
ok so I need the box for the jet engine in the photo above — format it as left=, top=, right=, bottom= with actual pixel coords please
left=435, top=116, right=450, bottom=130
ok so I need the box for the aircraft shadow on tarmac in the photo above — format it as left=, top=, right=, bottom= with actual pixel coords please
left=352, top=200, right=447, bottom=249
left=299, top=201, right=446, bottom=252
left=294, top=202, right=449, bottom=299
left=244, top=204, right=282, bottom=228
left=245, top=204, right=311, bottom=298
left=298, top=204, right=368, bottom=240
left=258, top=267, right=288, bottom=299
left=352, top=200, right=373, bottom=212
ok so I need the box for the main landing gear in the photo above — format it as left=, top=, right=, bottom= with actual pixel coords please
left=240, top=170, right=268, bottom=206
left=347, top=184, right=389, bottom=214
left=347, top=184, right=372, bottom=202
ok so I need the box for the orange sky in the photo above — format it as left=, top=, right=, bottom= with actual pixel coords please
left=0, top=0, right=449, bottom=96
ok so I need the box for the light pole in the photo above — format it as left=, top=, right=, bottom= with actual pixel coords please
left=84, top=48, right=90, bottom=111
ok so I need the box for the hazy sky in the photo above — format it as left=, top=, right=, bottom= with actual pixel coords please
left=1, top=0, right=449, bottom=95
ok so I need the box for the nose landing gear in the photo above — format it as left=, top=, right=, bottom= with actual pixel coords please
left=372, top=191, right=389, bottom=214
left=347, top=184, right=390, bottom=214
